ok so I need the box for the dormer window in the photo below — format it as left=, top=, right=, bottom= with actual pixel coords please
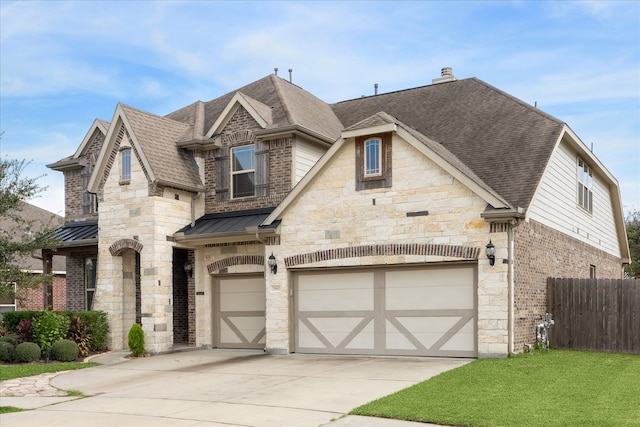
left=364, top=138, right=382, bottom=176
left=121, top=147, right=131, bottom=183
left=231, top=145, right=255, bottom=198
left=355, top=133, right=392, bottom=191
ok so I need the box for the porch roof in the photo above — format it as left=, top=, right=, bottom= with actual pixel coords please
left=50, top=220, right=98, bottom=247
left=175, top=208, right=279, bottom=243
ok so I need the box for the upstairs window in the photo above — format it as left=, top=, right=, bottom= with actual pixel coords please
left=231, top=145, right=255, bottom=198
left=364, top=138, right=382, bottom=176
left=577, top=158, right=593, bottom=213
left=121, top=148, right=131, bottom=183
left=355, top=133, right=392, bottom=191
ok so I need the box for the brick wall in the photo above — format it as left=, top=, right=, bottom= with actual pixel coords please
left=513, top=218, right=623, bottom=351
left=65, top=130, right=104, bottom=222
left=16, top=274, right=67, bottom=311
left=204, top=107, right=293, bottom=213
left=172, top=248, right=189, bottom=343
left=65, top=253, right=94, bottom=310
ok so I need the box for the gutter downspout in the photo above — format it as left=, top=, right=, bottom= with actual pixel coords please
left=190, top=191, right=203, bottom=228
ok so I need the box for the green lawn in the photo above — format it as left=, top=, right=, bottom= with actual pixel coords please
left=351, top=350, right=640, bottom=427
left=0, top=362, right=99, bottom=381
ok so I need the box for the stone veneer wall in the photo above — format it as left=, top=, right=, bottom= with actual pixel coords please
left=269, top=135, right=511, bottom=357
left=94, top=130, right=196, bottom=353
left=513, top=218, right=624, bottom=352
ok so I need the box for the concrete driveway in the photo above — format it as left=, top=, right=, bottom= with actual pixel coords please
left=0, top=349, right=470, bottom=427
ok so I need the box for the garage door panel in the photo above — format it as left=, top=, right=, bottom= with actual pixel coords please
left=215, top=276, right=265, bottom=349
left=295, top=265, right=477, bottom=357
left=298, top=272, right=374, bottom=311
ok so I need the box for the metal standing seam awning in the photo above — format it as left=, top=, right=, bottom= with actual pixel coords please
left=49, top=220, right=98, bottom=248
left=174, top=207, right=280, bottom=244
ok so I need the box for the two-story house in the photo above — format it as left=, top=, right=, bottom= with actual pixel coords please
left=48, top=69, right=629, bottom=357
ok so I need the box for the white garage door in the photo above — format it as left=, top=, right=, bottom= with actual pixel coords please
left=294, top=265, right=476, bottom=357
left=213, top=276, right=266, bottom=349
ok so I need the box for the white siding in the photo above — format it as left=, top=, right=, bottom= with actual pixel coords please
left=528, top=138, right=620, bottom=257
left=293, top=140, right=326, bottom=184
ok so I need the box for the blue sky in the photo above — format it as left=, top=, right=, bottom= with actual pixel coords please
left=1, top=0, right=638, bottom=217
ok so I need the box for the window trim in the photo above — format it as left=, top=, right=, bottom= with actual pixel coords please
left=577, top=157, right=593, bottom=213
left=364, top=137, right=382, bottom=177
left=120, top=147, right=131, bottom=184
left=355, top=133, right=392, bottom=191
left=230, top=144, right=256, bottom=199
left=0, top=283, right=17, bottom=313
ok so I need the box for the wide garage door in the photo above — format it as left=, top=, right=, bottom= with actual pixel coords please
left=213, top=275, right=266, bottom=349
left=294, top=264, right=476, bottom=357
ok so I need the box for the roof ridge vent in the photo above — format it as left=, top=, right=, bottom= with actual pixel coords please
left=432, top=67, right=457, bottom=84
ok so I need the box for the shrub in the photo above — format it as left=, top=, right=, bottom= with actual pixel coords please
left=68, top=315, right=91, bottom=357
left=128, top=323, right=145, bottom=357
left=0, top=334, right=19, bottom=346
left=0, top=311, right=42, bottom=332
left=18, top=318, right=33, bottom=342
left=64, top=310, right=109, bottom=351
left=0, top=341, right=14, bottom=362
left=32, top=312, right=69, bottom=353
left=50, top=339, right=79, bottom=362
left=14, top=342, right=41, bottom=363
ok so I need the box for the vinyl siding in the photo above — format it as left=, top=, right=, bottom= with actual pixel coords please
left=293, top=140, right=326, bottom=184
left=527, top=138, right=620, bottom=257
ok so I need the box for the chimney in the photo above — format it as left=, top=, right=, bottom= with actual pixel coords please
left=432, top=67, right=457, bottom=84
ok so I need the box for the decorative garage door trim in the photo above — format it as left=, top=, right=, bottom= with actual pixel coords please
left=207, top=255, right=264, bottom=274
left=285, top=243, right=480, bottom=268
left=294, top=264, right=477, bottom=357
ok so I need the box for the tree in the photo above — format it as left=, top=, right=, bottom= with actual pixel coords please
left=624, top=209, right=640, bottom=278
left=0, top=157, right=57, bottom=302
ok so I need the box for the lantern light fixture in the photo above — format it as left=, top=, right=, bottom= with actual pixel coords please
left=268, top=253, right=278, bottom=274
left=485, top=240, right=496, bottom=266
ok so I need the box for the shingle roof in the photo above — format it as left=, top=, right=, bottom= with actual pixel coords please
left=332, top=78, right=565, bottom=210
left=120, top=104, right=204, bottom=191
left=167, top=75, right=343, bottom=142
left=0, top=202, right=65, bottom=272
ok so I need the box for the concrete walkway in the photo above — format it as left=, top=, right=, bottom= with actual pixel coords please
left=0, top=349, right=469, bottom=426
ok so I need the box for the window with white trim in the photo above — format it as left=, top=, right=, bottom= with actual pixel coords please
left=85, top=257, right=97, bottom=310
left=0, top=283, right=17, bottom=314
left=577, top=158, right=593, bottom=212
left=231, top=145, right=255, bottom=198
left=364, top=138, right=382, bottom=176
left=121, top=148, right=131, bottom=183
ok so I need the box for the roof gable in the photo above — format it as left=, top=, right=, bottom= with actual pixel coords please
left=88, top=104, right=203, bottom=193
left=331, top=78, right=565, bottom=210
left=206, top=92, right=273, bottom=137
left=264, top=112, right=511, bottom=225
left=47, top=119, right=108, bottom=171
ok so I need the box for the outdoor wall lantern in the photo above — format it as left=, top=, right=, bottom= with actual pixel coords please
left=485, top=240, right=496, bottom=266
left=183, top=261, right=193, bottom=278
left=268, top=253, right=278, bottom=274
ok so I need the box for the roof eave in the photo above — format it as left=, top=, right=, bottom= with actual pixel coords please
left=254, top=125, right=335, bottom=146
left=175, top=228, right=276, bottom=245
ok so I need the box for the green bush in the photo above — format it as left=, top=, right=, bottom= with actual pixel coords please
left=14, top=342, right=41, bottom=363
left=68, top=315, right=91, bottom=357
left=73, top=311, right=109, bottom=351
left=50, top=339, right=79, bottom=362
left=0, top=311, right=43, bottom=332
left=32, top=312, right=69, bottom=353
left=0, top=334, right=19, bottom=346
left=0, top=341, right=14, bottom=362
left=128, top=323, right=145, bottom=357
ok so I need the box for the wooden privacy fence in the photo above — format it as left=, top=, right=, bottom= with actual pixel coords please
left=547, top=278, right=640, bottom=354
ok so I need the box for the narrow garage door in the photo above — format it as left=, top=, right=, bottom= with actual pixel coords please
left=213, top=275, right=266, bottom=349
left=294, top=265, right=476, bottom=357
